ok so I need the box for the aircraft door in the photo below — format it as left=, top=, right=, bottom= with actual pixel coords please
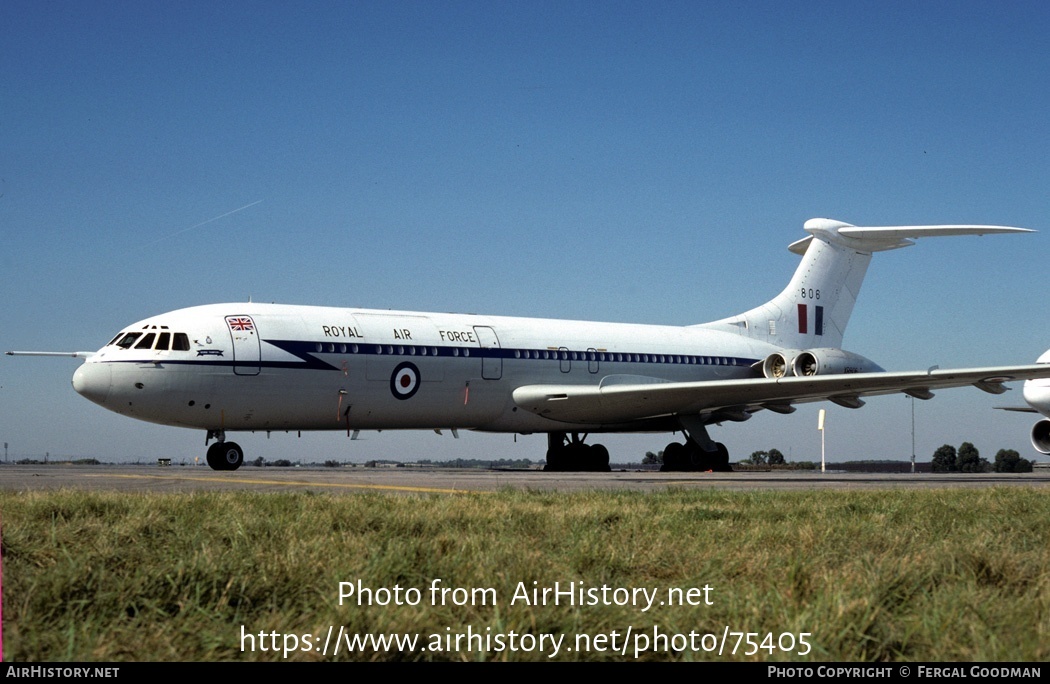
left=559, top=347, right=571, bottom=373
left=225, top=315, right=261, bottom=376
left=473, top=326, right=502, bottom=380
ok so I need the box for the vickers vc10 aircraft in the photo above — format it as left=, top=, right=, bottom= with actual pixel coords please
left=11, top=218, right=1050, bottom=471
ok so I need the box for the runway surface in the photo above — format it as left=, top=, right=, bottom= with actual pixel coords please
left=2, top=463, right=1049, bottom=495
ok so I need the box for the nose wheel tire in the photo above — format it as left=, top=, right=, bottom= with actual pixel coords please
left=206, top=441, right=244, bottom=471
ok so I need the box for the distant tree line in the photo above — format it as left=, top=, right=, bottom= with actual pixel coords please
left=642, top=451, right=662, bottom=465
left=642, top=443, right=1037, bottom=473
left=416, top=458, right=538, bottom=469
left=248, top=457, right=295, bottom=467
left=643, top=448, right=791, bottom=466
left=236, top=445, right=1040, bottom=472
left=931, top=442, right=1033, bottom=473
left=742, top=449, right=786, bottom=466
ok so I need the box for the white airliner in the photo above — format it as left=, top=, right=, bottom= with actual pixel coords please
left=10, top=218, right=1050, bottom=471
left=998, top=349, right=1050, bottom=454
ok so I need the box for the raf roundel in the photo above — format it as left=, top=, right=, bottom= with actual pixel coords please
left=390, top=362, right=421, bottom=400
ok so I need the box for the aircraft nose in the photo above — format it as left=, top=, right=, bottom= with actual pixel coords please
left=72, top=362, right=112, bottom=405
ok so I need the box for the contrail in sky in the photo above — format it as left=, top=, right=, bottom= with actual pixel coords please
left=134, top=199, right=263, bottom=251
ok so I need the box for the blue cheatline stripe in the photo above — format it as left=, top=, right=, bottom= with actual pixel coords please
left=99, top=338, right=760, bottom=372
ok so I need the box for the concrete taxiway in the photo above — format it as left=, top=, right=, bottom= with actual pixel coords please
left=1, top=463, right=1048, bottom=495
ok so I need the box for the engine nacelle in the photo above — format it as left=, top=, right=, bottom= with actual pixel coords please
left=762, top=348, right=883, bottom=378
left=761, top=351, right=802, bottom=379
left=791, top=348, right=884, bottom=377
left=1031, top=419, right=1050, bottom=455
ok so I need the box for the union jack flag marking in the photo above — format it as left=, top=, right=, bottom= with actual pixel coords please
left=227, top=317, right=254, bottom=331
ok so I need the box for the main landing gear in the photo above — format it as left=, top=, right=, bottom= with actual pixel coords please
left=660, top=440, right=731, bottom=472
left=205, top=430, right=244, bottom=471
left=543, top=432, right=611, bottom=472
left=660, top=417, right=733, bottom=472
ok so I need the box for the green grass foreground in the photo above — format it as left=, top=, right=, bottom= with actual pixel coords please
left=2, top=488, right=1049, bottom=661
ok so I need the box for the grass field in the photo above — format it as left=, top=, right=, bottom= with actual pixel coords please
left=2, top=487, right=1048, bottom=661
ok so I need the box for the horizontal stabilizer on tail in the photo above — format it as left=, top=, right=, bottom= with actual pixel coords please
left=801, top=218, right=1033, bottom=253
left=712, top=217, right=1034, bottom=351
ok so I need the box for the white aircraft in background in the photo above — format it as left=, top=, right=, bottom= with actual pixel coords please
left=10, top=218, right=1050, bottom=471
left=997, top=349, right=1050, bottom=454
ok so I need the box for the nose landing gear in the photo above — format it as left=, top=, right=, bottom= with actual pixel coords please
left=205, top=430, right=244, bottom=471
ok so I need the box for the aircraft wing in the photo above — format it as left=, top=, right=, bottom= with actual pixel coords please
left=512, top=364, right=1050, bottom=425
left=6, top=351, right=96, bottom=358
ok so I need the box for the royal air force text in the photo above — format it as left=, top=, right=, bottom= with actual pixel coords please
left=321, top=325, right=479, bottom=344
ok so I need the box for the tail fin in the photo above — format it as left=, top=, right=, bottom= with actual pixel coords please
left=698, top=218, right=1032, bottom=350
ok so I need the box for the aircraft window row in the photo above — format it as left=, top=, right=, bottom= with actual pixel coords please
left=511, top=349, right=736, bottom=365
left=306, top=341, right=737, bottom=366
left=112, top=331, right=190, bottom=351
left=316, top=342, right=361, bottom=354
left=313, top=343, right=448, bottom=357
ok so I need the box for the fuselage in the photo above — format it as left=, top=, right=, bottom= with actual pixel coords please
left=1024, top=349, right=1050, bottom=416
left=1024, top=379, right=1050, bottom=415
left=71, top=302, right=782, bottom=435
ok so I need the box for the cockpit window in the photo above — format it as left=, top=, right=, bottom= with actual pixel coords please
left=116, top=332, right=142, bottom=349
left=112, top=329, right=191, bottom=350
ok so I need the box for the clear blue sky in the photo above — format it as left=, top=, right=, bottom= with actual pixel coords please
left=2, top=1, right=1048, bottom=464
